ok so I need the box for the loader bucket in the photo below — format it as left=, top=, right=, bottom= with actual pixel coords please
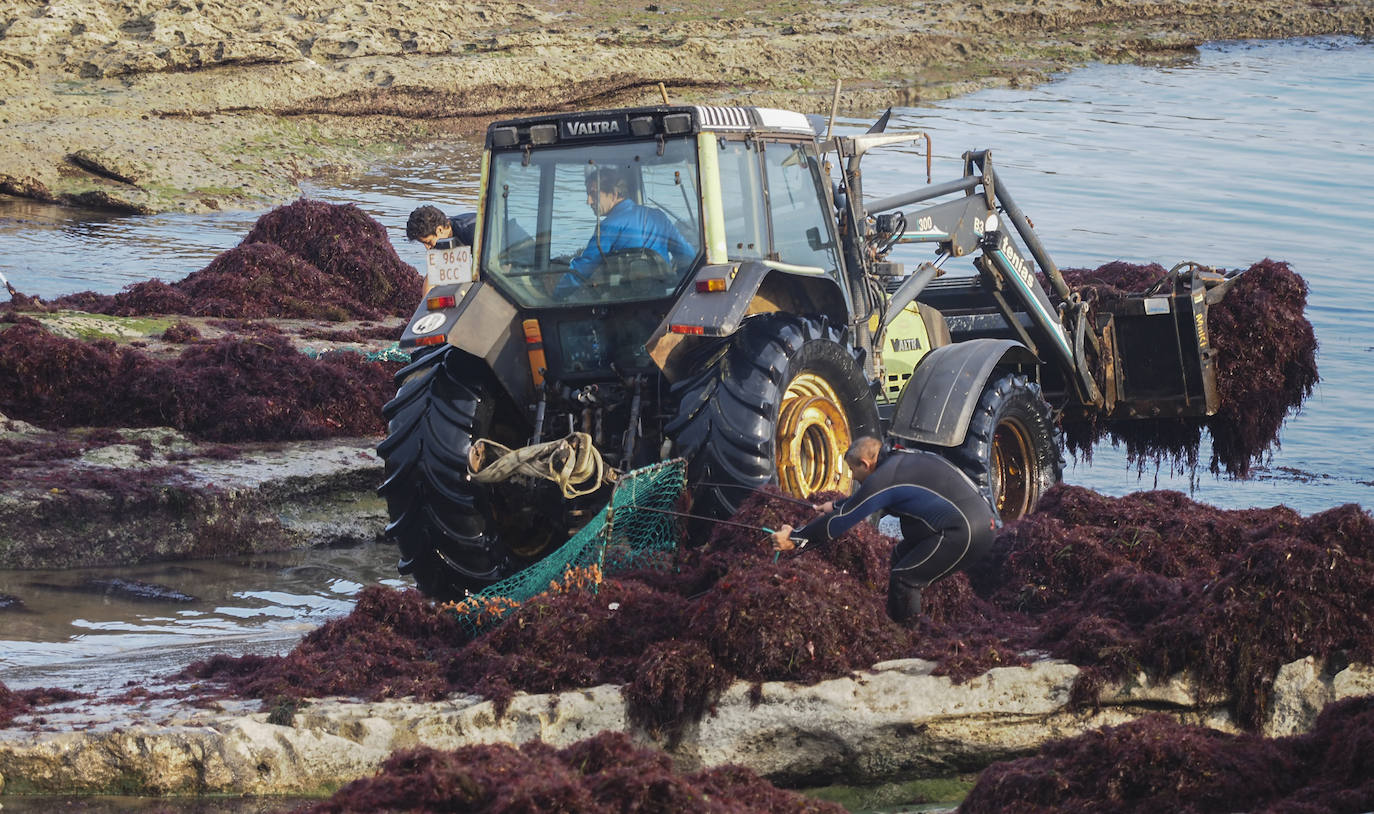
left=1099, top=265, right=1231, bottom=420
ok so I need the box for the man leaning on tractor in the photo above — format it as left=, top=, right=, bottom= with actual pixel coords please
left=406, top=204, right=475, bottom=250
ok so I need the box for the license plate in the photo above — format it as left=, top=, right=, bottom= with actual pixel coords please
left=426, top=246, right=472, bottom=288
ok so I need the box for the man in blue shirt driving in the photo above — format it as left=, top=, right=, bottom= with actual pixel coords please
left=554, top=167, right=696, bottom=296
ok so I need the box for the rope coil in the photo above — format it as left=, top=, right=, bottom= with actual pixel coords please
left=469, top=432, right=615, bottom=499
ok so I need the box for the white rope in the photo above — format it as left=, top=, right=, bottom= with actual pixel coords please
left=468, top=432, right=614, bottom=499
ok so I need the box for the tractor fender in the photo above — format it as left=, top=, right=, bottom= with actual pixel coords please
left=887, top=338, right=1039, bottom=448
left=399, top=280, right=531, bottom=407
left=646, top=260, right=848, bottom=381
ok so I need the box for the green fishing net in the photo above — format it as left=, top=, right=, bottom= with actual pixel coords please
left=447, top=458, right=687, bottom=636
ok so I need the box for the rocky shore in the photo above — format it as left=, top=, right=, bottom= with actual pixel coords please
left=3, top=656, right=1371, bottom=797
left=2, top=0, right=1372, bottom=214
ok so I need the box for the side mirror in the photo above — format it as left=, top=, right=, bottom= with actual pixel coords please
left=806, top=226, right=835, bottom=252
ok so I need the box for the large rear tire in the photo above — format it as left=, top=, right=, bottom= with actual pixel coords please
left=376, top=346, right=528, bottom=600
left=949, top=372, right=1062, bottom=522
left=665, top=313, right=881, bottom=523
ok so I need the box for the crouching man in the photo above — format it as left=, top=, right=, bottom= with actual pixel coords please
left=771, top=436, right=999, bottom=622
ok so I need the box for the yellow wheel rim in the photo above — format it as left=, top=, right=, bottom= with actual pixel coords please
left=776, top=372, right=853, bottom=498
left=991, top=418, right=1034, bottom=520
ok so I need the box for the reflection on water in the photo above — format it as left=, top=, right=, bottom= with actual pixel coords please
left=1, top=38, right=1371, bottom=693
left=0, top=543, right=405, bottom=692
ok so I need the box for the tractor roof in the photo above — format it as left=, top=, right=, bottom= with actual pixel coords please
left=485, top=105, right=819, bottom=149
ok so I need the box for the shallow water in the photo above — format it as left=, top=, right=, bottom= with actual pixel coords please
left=2, top=37, right=1372, bottom=698
left=867, top=36, right=1374, bottom=513
left=0, top=544, right=405, bottom=691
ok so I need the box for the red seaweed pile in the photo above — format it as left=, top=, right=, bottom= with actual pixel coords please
left=178, top=485, right=1374, bottom=739
left=182, top=584, right=466, bottom=704
left=12, top=200, right=422, bottom=322
left=1205, top=259, right=1320, bottom=475
left=959, top=697, right=1374, bottom=813
left=1058, top=259, right=1318, bottom=478
left=968, top=486, right=1374, bottom=729
left=179, top=487, right=914, bottom=741
left=0, top=681, right=87, bottom=727
left=0, top=318, right=399, bottom=440
left=299, top=731, right=843, bottom=814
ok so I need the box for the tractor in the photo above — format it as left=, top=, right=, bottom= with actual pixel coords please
left=379, top=104, right=1228, bottom=599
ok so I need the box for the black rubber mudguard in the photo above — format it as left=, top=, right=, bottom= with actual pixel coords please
left=886, top=338, right=1038, bottom=448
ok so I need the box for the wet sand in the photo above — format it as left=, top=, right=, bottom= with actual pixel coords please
left=1, top=0, right=1371, bottom=213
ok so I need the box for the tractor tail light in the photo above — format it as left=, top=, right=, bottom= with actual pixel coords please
left=523, top=319, right=547, bottom=388
left=670, top=324, right=706, bottom=335
left=695, top=278, right=728, bottom=293
left=413, top=334, right=446, bottom=347
left=426, top=294, right=457, bottom=310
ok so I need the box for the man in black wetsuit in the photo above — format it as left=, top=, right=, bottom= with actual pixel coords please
left=771, top=436, right=999, bottom=622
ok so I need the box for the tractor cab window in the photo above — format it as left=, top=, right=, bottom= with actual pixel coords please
left=762, top=141, right=840, bottom=274
left=480, top=137, right=703, bottom=308
left=715, top=139, right=769, bottom=262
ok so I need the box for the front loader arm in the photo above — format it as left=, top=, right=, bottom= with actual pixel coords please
left=853, top=143, right=1103, bottom=408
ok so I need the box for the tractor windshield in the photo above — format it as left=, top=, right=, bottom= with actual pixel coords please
left=479, top=137, right=703, bottom=308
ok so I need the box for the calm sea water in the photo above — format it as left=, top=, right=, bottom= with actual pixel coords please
left=1, top=37, right=1370, bottom=691
left=866, top=36, right=1374, bottom=514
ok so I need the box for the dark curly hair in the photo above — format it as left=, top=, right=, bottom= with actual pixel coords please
left=406, top=205, right=448, bottom=242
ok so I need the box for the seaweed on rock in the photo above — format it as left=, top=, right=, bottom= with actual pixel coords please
left=449, top=579, right=695, bottom=715
left=623, top=638, right=733, bottom=745
left=10, top=199, right=421, bottom=322
left=181, top=585, right=466, bottom=703
left=689, top=556, right=907, bottom=683
left=179, top=483, right=1374, bottom=741
left=959, top=698, right=1374, bottom=813
left=301, top=731, right=845, bottom=814
left=157, top=243, right=370, bottom=321
left=240, top=199, right=421, bottom=317
left=0, top=681, right=88, bottom=728
left=0, top=323, right=399, bottom=440
left=971, top=486, right=1374, bottom=730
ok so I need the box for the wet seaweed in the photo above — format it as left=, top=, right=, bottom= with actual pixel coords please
left=623, top=638, right=733, bottom=745
left=181, top=585, right=465, bottom=703
left=449, top=579, right=695, bottom=715
left=1205, top=259, right=1319, bottom=476
left=0, top=323, right=400, bottom=441
left=297, top=324, right=402, bottom=342
left=1057, top=259, right=1317, bottom=478
left=14, top=200, right=422, bottom=323
left=970, top=486, right=1374, bottom=730
left=240, top=199, right=422, bottom=316
left=299, top=731, right=845, bottom=814
left=0, top=433, right=89, bottom=481
left=166, top=313, right=211, bottom=340
left=178, top=481, right=1373, bottom=741
left=689, top=556, right=907, bottom=683
left=0, top=681, right=88, bottom=728
left=959, top=697, right=1374, bottom=813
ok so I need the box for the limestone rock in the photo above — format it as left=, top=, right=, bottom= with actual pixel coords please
left=7, top=658, right=1364, bottom=796
left=1264, top=658, right=1374, bottom=737
left=0, top=437, right=387, bottom=569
